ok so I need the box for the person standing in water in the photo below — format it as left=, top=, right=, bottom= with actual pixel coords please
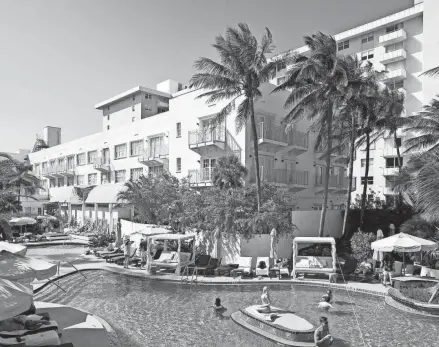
left=314, top=316, right=334, bottom=347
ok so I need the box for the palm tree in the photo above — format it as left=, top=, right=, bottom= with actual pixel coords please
left=189, top=23, right=282, bottom=212
left=420, top=66, right=439, bottom=78
left=212, top=155, right=248, bottom=190
left=404, top=96, right=439, bottom=153
left=273, top=32, right=355, bottom=237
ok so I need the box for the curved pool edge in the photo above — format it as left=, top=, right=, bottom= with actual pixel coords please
left=33, top=263, right=387, bottom=298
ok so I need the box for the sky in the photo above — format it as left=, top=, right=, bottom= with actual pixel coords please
left=0, top=0, right=413, bottom=152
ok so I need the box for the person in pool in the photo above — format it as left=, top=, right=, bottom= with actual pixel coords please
left=213, top=298, right=225, bottom=311
left=318, top=296, right=334, bottom=311
left=314, top=316, right=334, bottom=347
left=257, top=286, right=272, bottom=313
left=322, top=289, right=333, bottom=303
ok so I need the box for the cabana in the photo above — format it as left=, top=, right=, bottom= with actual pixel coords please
left=292, top=237, right=337, bottom=281
left=145, top=233, right=196, bottom=275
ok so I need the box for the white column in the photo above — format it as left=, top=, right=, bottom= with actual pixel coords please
left=81, top=203, right=85, bottom=226
left=130, top=205, right=135, bottom=221
left=109, top=203, right=114, bottom=236
left=146, top=236, right=152, bottom=275
left=176, top=239, right=182, bottom=275
left=292, top=241, right=297, bottom=279
left=68, top=202, right=72, bottom=224
left=94, top=203, right=98, bottom=223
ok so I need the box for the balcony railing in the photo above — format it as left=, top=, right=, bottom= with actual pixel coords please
left=148, top=144, right=169, bottom=158
left=93, top=157, right=111, bottom=171
left=378, top=29, right=407, bottom=45
left=188, top=167, right=213, bottom=185
left=257, top=122, right=288, bottom=143
left=188, top=127, right=225, bottom=146
left=288, top=130, right=309, bottom=149
left=257, top=169, right=309, bottom=186
left=288, top=170, right=309, bottom=186
left=316, top=175, right=338, bottom=187
left=379, top=49, right=407, bottom=64
left=382, top=69, right=407, bottom=82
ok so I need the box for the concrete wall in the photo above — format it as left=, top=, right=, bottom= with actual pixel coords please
left=422, top=0, right=439, bottom=104
left=291, top=210, right=343, bottom=238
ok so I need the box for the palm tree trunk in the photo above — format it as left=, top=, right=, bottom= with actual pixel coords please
left=249, top=98, right=261, bottom=212
left=360, top=132, right=371, bottom=227
left=318, top=110, right=333, bottom=237
left=394, top=132, right=403, bottom=212
left=342, top=116, right=356, bottom=236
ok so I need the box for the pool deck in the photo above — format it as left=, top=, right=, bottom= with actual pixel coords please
left=32, top=255, right=389, bottom=297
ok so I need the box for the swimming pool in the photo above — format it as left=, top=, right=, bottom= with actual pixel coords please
left=26, top=244, right=87, bottom=263
left=34, top=271, right=438, bottom=347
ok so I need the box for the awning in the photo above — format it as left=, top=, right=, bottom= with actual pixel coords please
left=157, top=101, right=169, bottom=108
left=85, top=183, right=127, bottom=204
left=49, top=186, right=82, bottom=204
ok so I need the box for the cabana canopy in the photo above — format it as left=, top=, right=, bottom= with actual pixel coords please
left=371, top=233, right=437, bottom=253
left=293, top=237, right=336, bottom=245
left=147, top=233, right=195, bottom=242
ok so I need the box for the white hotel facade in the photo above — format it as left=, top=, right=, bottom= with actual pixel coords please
left=28, top=0, right=439, bottom=232
left=271, top=0, right=439, bottom=204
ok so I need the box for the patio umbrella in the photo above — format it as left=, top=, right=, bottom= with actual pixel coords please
left=0, top=251, right=57, bottom=282
left=36, top=215, right=57, bottom=221
left=371, top=233, right=437, bottom=274
left=269, top=228, right=278, bottom=267
left=0, top=241, right=27, bottom=256
left=9, top=217, right=37, bottom=226
left=0, top=278, right=33, bottom=320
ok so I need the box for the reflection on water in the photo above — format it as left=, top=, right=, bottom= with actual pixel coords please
left=35, top=271, right=438, bottom=347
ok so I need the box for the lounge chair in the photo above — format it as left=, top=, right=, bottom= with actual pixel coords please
left=214, top=263, right=239, bottom=276
left=270, top=259, right=290, bottom=278
left=0, top=320, right=58, bottom=338
left=150, top=252, right=193, bottom=274
left=255, top=257, right=270, bottom=277
left=110, top=247, right=137, bottom=264
left=187, top=255, right=211, bottom=273
left=230, top=257, right=253, bottom=278
left=198, top=258, right=220, bottom=276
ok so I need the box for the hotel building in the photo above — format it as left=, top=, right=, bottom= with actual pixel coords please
left=271, top=0, right=439, bottom=204
left=28, top=79, right=350, bottom=232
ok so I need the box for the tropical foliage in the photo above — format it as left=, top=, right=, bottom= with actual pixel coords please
left=350, top=229, right=376, bottom=263
left=190, top=23, right=283, bottom=212
left=212, top=155, right=248, bottom=189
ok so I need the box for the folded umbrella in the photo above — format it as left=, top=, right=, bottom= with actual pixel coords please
left=0, top=278, right=33, bottom=320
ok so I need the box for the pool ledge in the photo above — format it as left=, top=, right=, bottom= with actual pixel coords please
left=32, top=260, right=388, bottom=297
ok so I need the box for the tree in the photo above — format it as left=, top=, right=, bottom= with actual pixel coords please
left=404, top=96, right=439, bottom=153
left=273, top=32, right=355, bottom=237
left=420, top=66, right=439, bottom=78
left=117, top=172, right=180, bottom=225
left=189, top=23, right=281, bottom=212
left=212, top=155, right=248, bottom=190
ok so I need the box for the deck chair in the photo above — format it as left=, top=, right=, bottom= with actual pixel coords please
left=230, top=257, right=253, bottom=278
left=255, top=257, right=270, bottom=277
left=198, top=258, right=220, bottom=276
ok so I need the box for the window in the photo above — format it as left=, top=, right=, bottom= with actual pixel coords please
left=360, top=158, right=374, bottom=168
left=361, top=34, right=374, bottom=44
left=386, top=23, right=403, bottom=33
left=386, top=176, right=397, bottom=188
left=145, top=94, right=151, bottom=99
left=76, top=175, right=85, bottom=185
left=88, top=150, right=97, bottom=164
left=337, top=40, right=349, bottom=51
left=277, top=76, right=286, bottom=85
left=176, top=122, right=181, bottom=138
left=386, top=157, right=403, bottom=168
left=67, top=177, right=74, bottom=186
left=132, top=117, right=135, bottom=122
left=361, top=176, right=374, bottom=185
left=38, top=208, right=42, bottom=215
left=176, top=158, right=181, bottom=173
left=386, top=81, right=404, bottom=90
left=367, top=194, right=374, bottom=202
left=107, top=125, right=110, bottom=130
left=34, top=164, right=40, bottom=176
left=114, top=144, right=127, bottom=159
left=132, top=96, right=135, bottom=101
left=314, top=205, right=323, bottom=211
left=88, top=173, right=97, bottom=185
left=132, top=106, right=135, bottom=112
left=57, top=177, right=64, bottom=187
left=67, top=156, right=74, bottom=170
left=130, top=168, right=143, bottom=181
left=145, top=105, right=152, bottom=111
left=77, top=153, right=86, bottom=166
left=107, top=106, right=110, bottom=111
left=361, top=50, right=374, bottom=61
left=107, top=115, right=110, bottom=121
left=315, top=165, right=324, bottom=185
left=130, top=140, right=144, bottom=156
left=157, top=107, right=167, bottom=114
left=395, top=137, right=402, bottom=147
left=101, top=172, right=110, bottom=184
left=385, top=42, right=403, bottom=53
left=115, top=170, right=126, bottom=183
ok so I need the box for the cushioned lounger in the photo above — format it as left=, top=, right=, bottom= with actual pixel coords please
left=0, top=321, right=58, bottom=338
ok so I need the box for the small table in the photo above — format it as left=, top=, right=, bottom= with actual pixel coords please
left=269, top=268, right=281, bottom=279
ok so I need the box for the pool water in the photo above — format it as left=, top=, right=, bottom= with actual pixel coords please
left=26, top=245, right=87, bottom=263
left=34, top=271, right=438, bottom=347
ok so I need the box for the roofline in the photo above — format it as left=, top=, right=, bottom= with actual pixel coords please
left=271, top=2, right=423, bottom=59
left=95, top=86, right=172, bottom=110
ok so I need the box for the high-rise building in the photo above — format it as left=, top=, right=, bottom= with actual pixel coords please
left=271, top=0, right=439, bottom=205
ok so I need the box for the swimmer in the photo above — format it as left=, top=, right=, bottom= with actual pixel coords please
left=318, top=296, right=334, bottom=311
left=323, top=289, right=333, bottom=303
left=213, top=298, right=225, bottom=311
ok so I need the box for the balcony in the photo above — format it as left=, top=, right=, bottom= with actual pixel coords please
left=138, top=145, right=169, bottom=167
left=382, top=69, right=407, bottom=83
left=333, top=177, right=350, bottom=194
left=334, top=147, right=350, bottom=164
left=287, top=170, right=309, bottom=192
left=188, top=127, right=226, bottom=154
left=316, top=143, right=338, bottom=160
left=286, top=130, right=309, bottom=155
left=315, top=175, right=339, bottom=193
left=188, top=168, right=213, bottom=187
left=250, top=169, right=309, bottom=191
left=379, top=49, right=407, bottom=64
left=383, top=167, right=399, bottom=176
left=382, top=186, right=397, bottom=195
left=55, top=163, right=76, bottom=177
left=93, top=157, right=111, bottom=172
left=378, top=29, right=406, bottom=45
left=41, top=166, right=57, bottom=178
left=256, top=122, right=288, bottom=151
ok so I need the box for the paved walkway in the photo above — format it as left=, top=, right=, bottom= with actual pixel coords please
left=32, top=255, right=389, bottom=297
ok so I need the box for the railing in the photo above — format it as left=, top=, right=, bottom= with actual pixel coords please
left=380, top=49, right=406, bottom=63
left=336, top=176, right=349, bottom=189
left=288, top=170, right=309, bottom=186
left=316, top=175, right=338, bottom=187
left=383, top=69, right=407, bottom=81
left=225, top=129, right=241, bottom=160
left=93, top=157, right=111, bottom=169
left=378, top=29, right=406, bottom=44
left=188, top=168, right=213, bottom=184
left=288, top=130, right=308, bottom=148
left=254, top=169, right=309, bottom=186
left=188, top=127, right=226, bottom=146
left=257, top=122, right=288, bottom=143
